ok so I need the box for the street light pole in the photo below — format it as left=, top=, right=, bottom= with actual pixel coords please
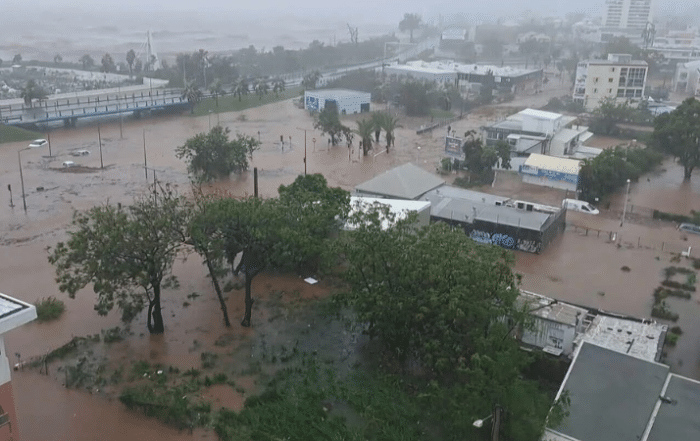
left=143, top=129, right=148, bottom=180
left=297, top=127, right=308, bottom=175
left=621, top=178, right=631, bottom=227
left=97, top=123, right=104, bottom=169
left=18, top=149, right=27, bottom=212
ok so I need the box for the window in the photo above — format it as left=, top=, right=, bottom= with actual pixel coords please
left=611, top=67, right=616, bottom=72
left=594, top=88, right=598, bottom=93
left=608, top=89, right=612, bottom=93
left=609, top=78, right=614, bottom=82
left=617, top=89, right=625, bottom=97
left=594, top=77, right=599, bottom=83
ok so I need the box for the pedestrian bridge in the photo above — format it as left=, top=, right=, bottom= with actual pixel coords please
left=0, top=88, right=189, bottom=128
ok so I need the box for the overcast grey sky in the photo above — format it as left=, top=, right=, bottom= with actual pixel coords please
left=1, top=0, right=697, bottom=60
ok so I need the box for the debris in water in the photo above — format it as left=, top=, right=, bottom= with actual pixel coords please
left=304, top=277, right=318, bottom=285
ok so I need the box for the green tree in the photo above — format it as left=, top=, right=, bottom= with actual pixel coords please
left=101, top=53, right=116, bottom=73
left=126, top=49, right=136, bottom=75
left=254, top=78, right=269, bottom=100
left=651, top=97, right=700, bottom=180
left=302, top=70, right=321, bottom=90
left=338, top=217, right=568, bottom=439
left=379, top=112, right=401, bottom=152
left=12, top=54, right=21, bottom=65
left=272, top=78, right=285, bottom=97
left=233, top=78, right=248, bottom=101
left=79, top=54, right=94, bottom=70
left=496, top=140, right=512, bottom=170
left=590, top=98, right=633, bottom=136
left=371, top=111, right=384, bottom=143
left=47, top=187, right=190, bottom=334
left=176, top=125, right=260, bottom=182
left=182, top=80, right=202, bottom=113
left=355, top=118, right=374, bottom=155
left=313, top=102, right=349, bottom=146
left=21, top=79, right=48, bottom=107
left=399, top=80, right=430, bottom=116
left=209, top=78, right=224, bottom=107
left=53, top=53, right=63, bottom=64
left=399, top=13, right=422, bottom=43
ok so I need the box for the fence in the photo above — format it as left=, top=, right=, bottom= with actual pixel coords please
left=566, top=222, right=693, bottom=256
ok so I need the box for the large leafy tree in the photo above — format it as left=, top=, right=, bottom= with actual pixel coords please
left=79, top=54, right=94, bottom=70
left=399, top=80, right=431, bottom=116
left=338, top=216, right=568, bottom=440
left=101, top=53, right=116, bottom=73
left=12, top=54, right=22, bottom=65
left=651, top=97, right=700, bottom=180
left=176, top=125, right=260, bottom=182
left=21, top=79, right=48, bottom=107
left=399, top=13, right=421, bottom=43
left=302, top=70, right=321, bottom=90
left=313, top=102, right=349, bottom=146
left=48, top=187, right=190, bottom=334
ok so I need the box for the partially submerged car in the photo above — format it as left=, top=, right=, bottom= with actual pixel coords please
left=29, top=139, right=47, bottom=148
left=679, top=223, right=700, bottom=236
left=62, top=161, right=76, bottom=168
left=70, top=149, right=90, bottom=157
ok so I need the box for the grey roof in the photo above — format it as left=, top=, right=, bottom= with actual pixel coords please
left=421, top=186, right=555, bottom=231
left=355, top=163, right=445, bottom=200
left=552, top=342, right=669, bottom=441
left=646, top=375, right=700, bottom=441
left=306, top=89, right=371, bottom=99
left=586, top=59, right=648, bottom=66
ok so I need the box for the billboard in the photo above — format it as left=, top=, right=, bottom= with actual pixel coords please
left=444, top=136, right=463, bottom=158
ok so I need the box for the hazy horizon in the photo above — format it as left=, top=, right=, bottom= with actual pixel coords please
left=1, top=0, right=698, bottom=62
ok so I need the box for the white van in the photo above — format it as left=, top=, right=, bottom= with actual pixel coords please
left=562, top=199, right=599, bottom=215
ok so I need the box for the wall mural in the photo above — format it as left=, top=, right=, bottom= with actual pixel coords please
left=469, top=230, right=540, bottom=253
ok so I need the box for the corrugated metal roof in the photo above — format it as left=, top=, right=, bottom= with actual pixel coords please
left=524, top=153, right=582, bottom=174
left=305, top=89, right=371, bottom=99
left=355, top=163, right=445, bottom=200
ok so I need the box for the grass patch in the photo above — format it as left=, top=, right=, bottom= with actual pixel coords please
left=428, top=108, right=455, bottom=120
left=191, top=87, right=303, bottom=116
left=34, top=296, right=65, bottom=322
left=0, top=124, right=44, bottom=144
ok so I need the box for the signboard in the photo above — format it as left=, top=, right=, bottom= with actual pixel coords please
left=444, top=136, right=463, bottom=158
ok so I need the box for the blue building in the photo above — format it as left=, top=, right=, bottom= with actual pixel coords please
left=519, top=153, right=582, bottom=193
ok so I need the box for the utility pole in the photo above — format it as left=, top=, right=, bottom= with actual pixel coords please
left=97, top=123, right=104, bottom=169
left=297, top=127, right=309, bottom=175
left=143, top=129, right=148, bottom=180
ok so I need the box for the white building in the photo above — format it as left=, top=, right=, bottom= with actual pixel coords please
left=304, top=89, right=371, bottom=114
left=520, top=154, right=583, bottom=193
left=384, top=61, right=459, bottom=85
left=573, top=54, right=648, bottom=111
left=603, top=0, right=654, bottom=30
left=345, top=197, right=432, bottom=230
left=673, top=59, right=700, bottom=96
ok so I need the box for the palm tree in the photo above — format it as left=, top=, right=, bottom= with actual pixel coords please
left=371, top=112, right=384, bottom=143
left=355, top=119, right=374, bottom=156
left=302, top=70, right=321, bottom=90
left=209, top=78, right=224, bottom=107
left=254, top=78, right=269, bottom=100
left=381, top=113, right=401, bottom=153
left=182, top=81, right=202, bottom=114
left=272, top=78, right=285, bottom=97
left=233, top=78, right=248, bottom=101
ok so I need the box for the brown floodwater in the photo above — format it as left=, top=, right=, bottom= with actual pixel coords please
left=3, top=92, right=700, bottom=438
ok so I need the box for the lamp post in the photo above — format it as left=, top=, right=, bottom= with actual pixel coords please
left=620, top=178, right=631, bottom=227
left=143, top=129, right=148, bottom=181
left=18, top=145, right=41, bottom=212
left=297, top=127, right=308, bottom=175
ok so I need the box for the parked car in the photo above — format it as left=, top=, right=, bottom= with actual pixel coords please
left=28, top=139, right=47, bottom=148
left=562, top=199, right=600, bottom=215
left=70, top=150, right=90, bottom=156
left=62, top=161, right=76, bottom=168
left=679, top=223, right=700, bottom=235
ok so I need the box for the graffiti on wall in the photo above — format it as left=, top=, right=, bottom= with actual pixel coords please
left=470, top=230, right=541, bottom=253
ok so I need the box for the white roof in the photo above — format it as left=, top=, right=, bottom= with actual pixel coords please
left=0, top=293, right=37, bottom=335
left=305, top=89, right=371, bottom=99
left=575, top=315, right=667, bottom=362
left=518, top=108, right=563, bottom=121
left=345, top=196, right=431, bottom=230
left=524, top=154, right=582, bottom=174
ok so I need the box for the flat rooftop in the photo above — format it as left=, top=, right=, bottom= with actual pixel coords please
left=345, top=196, right=431, bottom=230
left=575, top=315, right=666, bottom=362
left=305, top=89, right=371, bottom=98
left=0, top=293, right=37, bottom=335
left=551, top=342, right=669, bottom=441
left=646, top=374, right=700, bottom=441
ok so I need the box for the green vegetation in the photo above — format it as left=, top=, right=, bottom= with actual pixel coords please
left=670, top=326, right=683, bottom=335
left=0, top=124, right=44, bottom=144
left=48, top=186, right=191, bottom=334
left=34, top=296, right=65, bottom=322
left=651, top=301, right=679, bottom=322
left=313, top=101, right=351, bottom=146
left=191, top=86, right=302, bottom=116
left=589, top=98, right=654, bottom=136
left=101, top=326, right=123, bottom=343
left=650, top=97, right=700, bottom=180
left=176, top=125, right=260, bottom=182
left=578, top=144, right=663, bottom=203
left=665, top=333, right=679, bottom=346
left=429, top=108, right=455, bottom=119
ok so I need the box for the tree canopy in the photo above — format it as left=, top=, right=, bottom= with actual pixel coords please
left=650, top=97, right=700, bottom=180
left=48, top=186, right=190, bottom=334
left=399, top=13, right=422, bottom=43
left=313, top=102, right=350, bottom=146
left=337, top=212, right=568, bottom=439
left=176, top=125, right=260, bottom=182
left=101, top=53, right=116, bottom=73
left=126, top=49, right=136, bottom=75
left=79, top=54, right=94, bottom=70
left=21, top=79, right=48, bottom=107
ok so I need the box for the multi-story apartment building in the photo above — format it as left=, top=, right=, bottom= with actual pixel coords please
left=603, top=0, right=654, bottom=30
left=573, top=54, right=648, bottom=111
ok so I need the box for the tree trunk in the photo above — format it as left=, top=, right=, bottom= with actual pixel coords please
left=375, top=130, right=381, bottom=143
left=146, top=300, right=154, bottom=333
left=684, top=165, right=693, bottom=180
left=150, top=284, right=165, bottom=334
left=205, top=256, right=231, bottom=327
left=241, top=270, right=255, bottom=327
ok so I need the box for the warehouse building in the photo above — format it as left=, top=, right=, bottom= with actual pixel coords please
left=519, top=154, right=582, bottom=193
left=304, top=89, right=371, bottom=114
left=354, top=163, right=446, bottom=200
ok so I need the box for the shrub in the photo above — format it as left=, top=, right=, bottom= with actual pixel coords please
left=665, top=333, right=679, bottom=346
left=102, top=326, right=123, bottom=343
left=201, top=352, right=218, bottom=369
left=660, top=280, right=696, bottom=292
left=670, top=326, right=683, bottom=335
left=34, top=296, right=66, bottom=322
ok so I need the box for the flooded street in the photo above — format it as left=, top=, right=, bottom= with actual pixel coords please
left=2, top=85, right=700, bottom=438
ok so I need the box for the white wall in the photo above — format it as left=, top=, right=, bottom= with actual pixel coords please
left=521, top=318, right=577, bottom=356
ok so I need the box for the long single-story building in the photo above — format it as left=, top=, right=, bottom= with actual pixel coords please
left=344, top=196, right=432, bottom=230
left=304, top=89, right=371, bottom=114
left=354, top=163, right=446, bottom=200
left=420, top=186, right=566, bottom=253
left=519, top=154, right=582, bottom=193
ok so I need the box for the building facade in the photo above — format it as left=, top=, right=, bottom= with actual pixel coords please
left=573, top=54, right=648, bottom=111
left=673, top=60, right=700, bottom=96
left=603, top=0, right=654, bottom=30
left=519, top=154, right=582, bottom=193
left=304, top=89, right=371, bottom=114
